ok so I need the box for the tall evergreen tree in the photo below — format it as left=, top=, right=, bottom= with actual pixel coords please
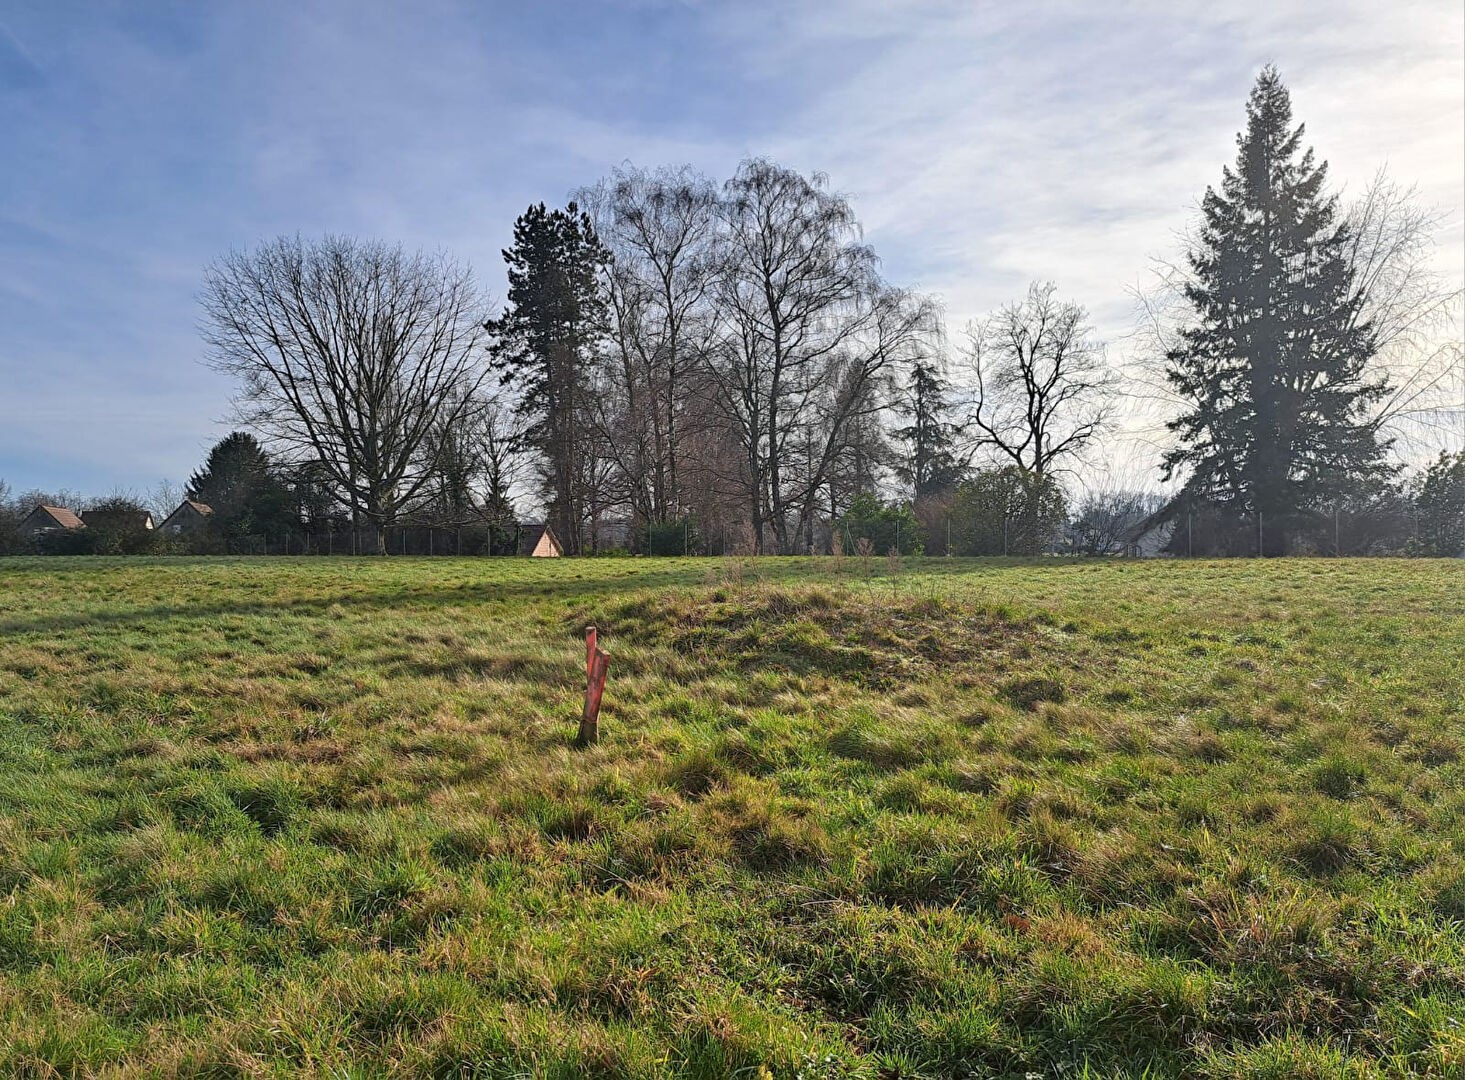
left=1163, top=67, right=1391, bottom=555
left=486, top=203, right=609, bottom=555
left=893, top=361, right=967, bottom=497
left=187, top=432, right=294, bottom=540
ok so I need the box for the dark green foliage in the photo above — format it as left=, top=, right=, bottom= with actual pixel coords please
left=1409, top=450, right=1465, bottom=556
left=486, top=203, right=610, bottom=555
left=1164, top=67, right=1392, bottom=555
left=834, top=492, right=921, bottom=554
left=648, top=515, right=699, bottom=555
left=949, top=466, right=1066, bottom=555
left=187, top=432, right=297, bottom=541
left=70, top=496, right=167, bottom=555
left=892, top=361, right=967, bottom=498
left=288, top=458, right=346, bottom=533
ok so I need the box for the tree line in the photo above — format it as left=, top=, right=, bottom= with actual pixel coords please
left=4, top=68, right=1461, bottom=558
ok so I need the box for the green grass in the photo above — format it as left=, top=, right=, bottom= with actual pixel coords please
left=0, top=554, right=1461, bottom=1077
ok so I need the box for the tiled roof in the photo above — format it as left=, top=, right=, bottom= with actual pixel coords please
left=34, top=505, right=84, bottom=529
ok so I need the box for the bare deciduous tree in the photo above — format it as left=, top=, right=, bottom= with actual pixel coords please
left=962, top=281, right=1114, bottom=483
left=787, top=285, right=939, bottom=551
left=709, top=159, right=928, bottom=553
left=1068, top=484, right=1168, bottom=554
left=146, top=478, right=185, bottom=522
left=201, top=235, right=490, bottom=553
left=580, top=166, right=721, bottom=527
left=473, top=390, right=533, bottom=527
left=1341, top=172, right=1464, bottom=449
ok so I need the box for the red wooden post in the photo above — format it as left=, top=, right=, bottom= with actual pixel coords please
left=585, top=625, right=598, bottom=679
left=578, top=633, right=610, bottom=748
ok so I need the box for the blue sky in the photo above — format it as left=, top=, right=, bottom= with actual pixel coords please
left=2, top=0, right=1461, bottom=496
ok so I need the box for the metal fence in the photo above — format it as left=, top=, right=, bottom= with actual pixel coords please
left=222, top=525, right=513, bottom=557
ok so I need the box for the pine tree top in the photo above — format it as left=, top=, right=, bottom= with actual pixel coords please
left=1206, top=65, right=1334, bottom=242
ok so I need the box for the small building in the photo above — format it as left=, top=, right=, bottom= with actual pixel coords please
left=159, top=500, right=213, bottom=535
left=516, top=523, right=562, bottom=557
left=1121, top=507, right=1176, bottom=558
left=16, top=505, right=85, bottom=539
left=81, top=508, right=155, bottom=532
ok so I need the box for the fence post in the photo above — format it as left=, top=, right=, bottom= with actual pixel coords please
left=578, top=625, right=609, bottom=748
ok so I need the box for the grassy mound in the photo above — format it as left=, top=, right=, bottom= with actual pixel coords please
left=588, top=584, right=1040, bottom=687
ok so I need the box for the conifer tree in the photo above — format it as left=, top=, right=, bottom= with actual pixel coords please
left=1163, top=66, right=1391, bottom=555
left=893, top=361, right=967, bottom=497
left=487, top=203, right=609, bottom=554
left=187, top=432, right=293, bottom=539
left=1411, top=450, right=1465, bottom=557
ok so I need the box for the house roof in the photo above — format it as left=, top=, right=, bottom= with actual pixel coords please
left=25, top=505, right=85, bottom=530
left=160, top=500, right=213, bottom=528
left=516, top=522, right=562, bottom=556
left=1120, top=497, right=1182, bottom=544
left=81, top=508, right=155, bottom=529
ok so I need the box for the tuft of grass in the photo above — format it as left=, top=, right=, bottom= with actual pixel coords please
left=1290, top=805, right=1366, bottom=875
left=1001, top=673, right=1067, bottom=710
left=1311, top=754, right=1367, bottom=799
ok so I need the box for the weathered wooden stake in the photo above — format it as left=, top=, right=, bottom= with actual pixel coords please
left=578, top=626, right=609, bottom=747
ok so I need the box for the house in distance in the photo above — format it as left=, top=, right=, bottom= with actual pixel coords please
left=16, top=505, right=85, bottom=540
left=516, top=523, right=562, bottom=557
left=81, top=508, right=154, bottom=532
left=159, top=500, right=213, bottom=535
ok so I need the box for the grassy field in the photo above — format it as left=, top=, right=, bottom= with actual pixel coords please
left=0, top=555, right=1461, bottom=1078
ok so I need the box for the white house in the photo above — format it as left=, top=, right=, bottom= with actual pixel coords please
left=1122, top=508, right=1177, bottom=558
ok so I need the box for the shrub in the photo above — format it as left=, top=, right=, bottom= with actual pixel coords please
left=834, top=493, right=923, bottom=555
